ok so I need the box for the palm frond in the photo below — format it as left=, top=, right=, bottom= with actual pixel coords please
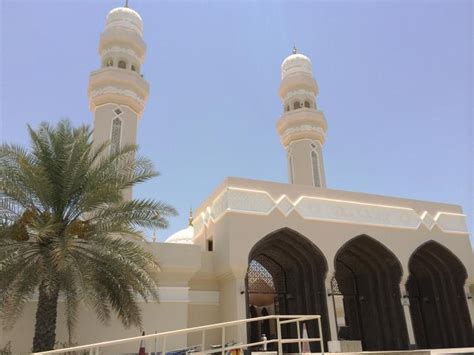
left=0, top=119, right=174, bottom=346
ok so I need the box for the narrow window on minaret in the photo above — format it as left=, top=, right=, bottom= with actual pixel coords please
left=311, top=150, right=321, bottom=187
left=111, top=117, right=122, bottom=154
left=288, top=154, right=294, bottom=183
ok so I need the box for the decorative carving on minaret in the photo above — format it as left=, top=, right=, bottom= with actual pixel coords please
left=276, top=48, right=328, bottom=187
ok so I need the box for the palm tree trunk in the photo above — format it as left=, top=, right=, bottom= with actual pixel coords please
left=32, top=282, right=59, bottom=352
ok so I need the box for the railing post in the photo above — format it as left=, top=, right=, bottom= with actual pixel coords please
left=276, top=316, right=283, bottom=354
left=201, top=328, right=206, bottom=353
left=318, top=316, right=324, bottom=355
left=162, top=336, right=167, bottom=355
left=221, top=326, right=226, bottom=355
left=296, top=319, right=301, bottom=354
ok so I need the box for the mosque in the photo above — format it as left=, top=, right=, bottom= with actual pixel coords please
left=2, top=3, right=474, bottom=354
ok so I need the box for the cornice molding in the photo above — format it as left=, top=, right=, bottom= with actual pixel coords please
left=193, top=187, right=468, bottom=238
left=281, top=125, right=325, bottom=140
left=90, top=85, right=146, bottom=107
left=101, top=46, right=142, bottom=63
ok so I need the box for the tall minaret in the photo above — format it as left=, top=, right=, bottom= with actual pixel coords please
left=277, top=47, right=327, bottom=187
left=88, top=4, right=149, bottom=200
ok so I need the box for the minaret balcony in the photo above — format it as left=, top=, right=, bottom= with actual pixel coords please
left=277, top=108, right=327, bottom=146
left=279, top=73, right=318, bottom=99
left=88, top=67, right=149, bottom=116
left=89, top=67, right=149, bottom=92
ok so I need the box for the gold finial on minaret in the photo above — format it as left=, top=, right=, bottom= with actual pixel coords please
left=292, top=44, right=297, bottom=54
left=188, top=207, right=193, bottom=226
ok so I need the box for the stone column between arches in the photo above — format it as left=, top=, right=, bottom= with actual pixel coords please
left=400, top=277, right=416, bottom=348
left=324, top=274, right=340, bottom=346
left=466, top=284, right=474, bottom=327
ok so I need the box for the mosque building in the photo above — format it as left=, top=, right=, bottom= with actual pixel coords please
left=2, top=3, right=473, bottom=354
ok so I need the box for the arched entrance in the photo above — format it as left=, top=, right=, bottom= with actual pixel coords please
left=246, top=228, right=329, bottom=352
left=334, top=235, right=408, bottom=351
left=407, top=241, right=473, bottom=348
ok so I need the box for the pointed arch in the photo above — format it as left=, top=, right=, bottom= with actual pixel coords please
left=249, top=227, right=328, bottom=271
left=118, top=59, right=127, bottom=69
left=246, top=228, right=329, bottom=352
left=334, top=235, right=403, bottom=279
left=407, top=240, right=473, bottom=348
left=334, top=235, right=408, bottom=351
left=104, top=58, right=114, bottom=67
left=408, top=240, right=467, bottom=278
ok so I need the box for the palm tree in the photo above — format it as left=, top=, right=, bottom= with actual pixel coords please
left=0, top=119, right=177, bottom=352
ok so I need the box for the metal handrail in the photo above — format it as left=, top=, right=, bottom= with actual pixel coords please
left=32, top=314, right=324, bottom=355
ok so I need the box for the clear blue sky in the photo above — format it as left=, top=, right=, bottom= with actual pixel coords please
left=1, top=0, right=472, bottom=243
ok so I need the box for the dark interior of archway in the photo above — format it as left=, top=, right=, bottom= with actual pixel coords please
left=407, top=241, right=473, bottom=349
left=335, top=235, right=408, bottom=351
left=246, top=228, right=329, bottom=352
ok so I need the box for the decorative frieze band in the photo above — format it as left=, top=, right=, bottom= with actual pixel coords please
left=281, top=125, right=325, bottom=140
left=282, top=61, right=312, bottom=79
left=193, top=187, right=468, bottom=237
left=101, top=46, right=141, bottom=62
left=90, top=86, right=146, bottom=106
left=105, top=20, right=143, bottom=36
left=284, top=89, right=314, bottom=102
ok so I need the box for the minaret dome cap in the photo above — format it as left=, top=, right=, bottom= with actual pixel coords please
left=281, top=52, right=313, bottom=80
left=105, top=7, right=143, bottom=36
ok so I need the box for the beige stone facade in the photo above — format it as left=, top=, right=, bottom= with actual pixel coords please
left=1, top=4, right=473, bottom=354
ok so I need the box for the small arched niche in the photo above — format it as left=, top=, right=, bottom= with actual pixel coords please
left=118, top=60, right=127, bottom=69
left=104, top=58, right=114, bottom=67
